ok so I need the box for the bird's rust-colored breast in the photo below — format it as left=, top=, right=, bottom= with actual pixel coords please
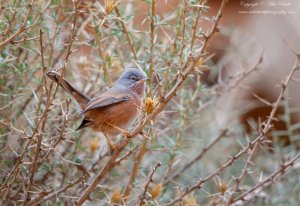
left=85, top=92, right=142, bottom=136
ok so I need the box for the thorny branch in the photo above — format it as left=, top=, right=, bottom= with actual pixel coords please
left=94, top=29, right=112, bottom=86
left=115, top=7, right=137, bottom=60
left=226, top=141, right=260, bottom=205
left=123, top=129, right=152, bottom=202
left=232, top=152, right=300, bottom=205
left=149, top=0, right=156, bottom=97
left=165, top=40, right=300, bottom=206
left=139, top=162, right=162, bottom=206
left=27, top=176, right=86, bottom=206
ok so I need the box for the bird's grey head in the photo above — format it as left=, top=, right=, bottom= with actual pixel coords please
left=116, top=68, right=148, bottom=96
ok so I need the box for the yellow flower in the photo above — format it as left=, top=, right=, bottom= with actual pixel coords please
left=89, top=138, right=99, bottom=153
left=144, top=97, right=158, bottom=114
left=218, top=180, right=228, bottom=195
left=150, top=184, right=162, bottom=199
left=111, top=190, right=123, bottom=204
left=104, top=0, right=119, bottom=15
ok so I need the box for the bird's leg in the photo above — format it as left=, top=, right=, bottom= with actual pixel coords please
left=103, top=132, right=118, bottom=153
left=106, top=123, right=130, bottom=138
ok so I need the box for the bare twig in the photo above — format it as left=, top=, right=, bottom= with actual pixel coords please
left=139, top=162, right=162, bottom=205
left=0, top=120, right=29, bottom=138
left=27, top=176, right=85, bottom=206
left=115, top=7, right=137, bottom=60
left=232, top=152, right=300, bottom=205
left=226, top=142, right=260, bottom=205
left=179, top=0, right=187, bottom=67
left=94, top=29, right=112, bottom=86
left=26, top=30, right=48, bottom=196
left=149, top=0, right=155, bottom=96
left=10, top=36, right=40, bottom=45
left=123, top=139, right=148, bottom=201
left=190, top=0, right=207, bottom=51
left=114, top=143, right=140, bottom=166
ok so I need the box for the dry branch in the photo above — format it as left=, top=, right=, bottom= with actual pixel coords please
left=232, top=152, right=300, bottom=205
left=139, top=162, right=162, bottom=205
left=165, top=40, right=300, bottom=206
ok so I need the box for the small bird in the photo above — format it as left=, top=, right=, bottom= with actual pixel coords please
left=46, top=68, right=148, bottom=151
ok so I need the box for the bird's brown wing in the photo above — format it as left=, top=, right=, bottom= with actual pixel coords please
left=82, top=95, right=130, bottom=114
left=76, top=89, right=133, bottom=131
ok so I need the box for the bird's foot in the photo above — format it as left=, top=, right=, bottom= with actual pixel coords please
left=103, top=132, right=119, bottom=154
left=105, top=122, right=130, bottom=138
left=108, top=142, right=119, bottom=154
left=123, top=130, right=130, bottom=138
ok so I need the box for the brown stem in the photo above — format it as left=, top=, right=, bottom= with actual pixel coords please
left=139, top=162, right=162, bottom=205
left=115, top=7, right=137, bottom=60
left=94, top=30, right=112, bottom=86
left=232, top=152, right=300, bottom=205
left=149, top=0, right=155, bottom=96
left=123, top=139, right=148, bottom=201
left=27, top=176, right=85, bottom=206
left=226, top=142, right=260, bottom=205
left=179, top=0, right=187, bottom=67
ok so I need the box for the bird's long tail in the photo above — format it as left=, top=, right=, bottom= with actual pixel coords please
left=46, top=71, right=90, bottom=109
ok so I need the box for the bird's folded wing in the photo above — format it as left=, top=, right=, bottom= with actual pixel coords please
left=82, top=95, right=130, bottom=113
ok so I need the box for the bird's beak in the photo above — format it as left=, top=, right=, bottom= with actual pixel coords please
left=139, top=78, right=149, bottom=83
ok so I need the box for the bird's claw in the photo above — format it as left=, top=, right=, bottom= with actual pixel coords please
left=123, top=131, right=130, bottom=138
left=109, top=143, right=119, bottom=153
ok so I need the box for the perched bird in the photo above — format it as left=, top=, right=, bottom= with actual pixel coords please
left=46, top=68, right=148, bottom=151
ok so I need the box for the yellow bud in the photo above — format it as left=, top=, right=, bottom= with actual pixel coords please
left=111, top=190, right=122, bottom=204
left=104, top=0, right=119, bottom=15
left=144, top=97, right=158, bottom=114
left=218, top=180, right=228, bottom=195
left=89, top=138, right=99, bottom=153
left=150, top=184, right=162, bottom=199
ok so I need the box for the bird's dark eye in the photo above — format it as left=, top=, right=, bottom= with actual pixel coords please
left=130, top=76, right=137, bottom=81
